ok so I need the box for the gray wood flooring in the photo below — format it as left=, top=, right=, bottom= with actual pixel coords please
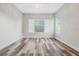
left=1, top=38, right=79, bottom=56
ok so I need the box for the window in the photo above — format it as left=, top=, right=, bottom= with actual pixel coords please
left=28, top=19, right=54, bottom=33
left=35, top=20, right=44, bottom=32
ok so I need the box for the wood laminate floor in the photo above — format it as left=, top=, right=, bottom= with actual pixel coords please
left=5, top=38, right=79, bottom=56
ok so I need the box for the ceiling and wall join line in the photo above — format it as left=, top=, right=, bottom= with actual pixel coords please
left=13, top=3, right=64, bottom=14
left=11, top=3, right=64, bottom=38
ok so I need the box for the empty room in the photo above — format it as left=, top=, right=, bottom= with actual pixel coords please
left=0, top=3, right=79, bottom=56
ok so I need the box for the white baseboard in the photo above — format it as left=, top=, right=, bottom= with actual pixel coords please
left=55, top=35, right=79, bottom=52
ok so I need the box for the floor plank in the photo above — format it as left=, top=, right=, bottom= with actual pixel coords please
left=5, top=38, right=79, bottom=56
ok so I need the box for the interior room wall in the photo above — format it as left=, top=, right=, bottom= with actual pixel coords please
left=0, top=4, right=22, bottom=50
left=23, top=14, right=54, bottom=38
left=55, top=3, right=79, bottom=51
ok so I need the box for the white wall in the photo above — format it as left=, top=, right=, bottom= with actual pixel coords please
left=23, top=14, right=54, bottom=38
left=0, top=4, right=22, bottom=50
left=55, top=3, right=79, bottom=51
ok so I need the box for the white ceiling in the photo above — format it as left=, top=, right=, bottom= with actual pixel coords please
left=13, top=3, right=64, bottom=14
